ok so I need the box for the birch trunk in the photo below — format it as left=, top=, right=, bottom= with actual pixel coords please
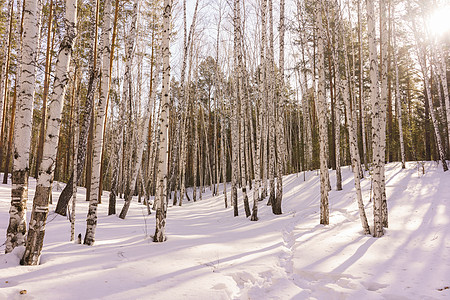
left=324, top=2, right=342, bottom=192
left=251, top=0, right=266, bottom=220
left=119, top=60, right=160, bottom=220
left=83, top=0, right=113, bottom=245
left=379, top=0, right=389, bottom=229
left=55, top=0, right=99, bottom=215
left=392, top=9, right=405, bottom=169
left=415, top=48, right=447, bottom=172
left=220, top=83, right=227, bottom=207
left=153, top=0, right=172, bottom=242
left=179, top=0, right=199, bottom=204
left=435, top=43, right=450, bottom=155
left=366, top=0, right=385, bottom=237
left=337, top=0, right=370, bottom=234
left=21, top=0, right=77, bottom=264
left=192, top=103, right=198, bottom=202
left=315, top=0, right=330, bottom=225
left=34, top=0, right=53, bottom=179
left=231, top=0, right=240, bottom=217
left=267, top=0, right=275, bottom=207
left=358, top=1, right=368, bottom=170
left=70, top=84, right=79, bottom=242
left=236, top=0, right=250, bottom=217
left=5, top=0, right=41, bottom=254
left=273, top=0, right=285, bottom=214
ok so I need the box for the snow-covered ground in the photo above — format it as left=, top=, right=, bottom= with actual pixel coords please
left=1, top=161, right=449, bottom=299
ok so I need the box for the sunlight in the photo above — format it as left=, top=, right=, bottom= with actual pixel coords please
left=427, top=5, right=450, bottom=37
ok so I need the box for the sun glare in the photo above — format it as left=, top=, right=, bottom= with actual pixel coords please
left=427, top=5, right=450, bottom=37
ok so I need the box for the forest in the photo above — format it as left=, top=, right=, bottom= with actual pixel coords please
left=0, top=0, right=449, bottom=298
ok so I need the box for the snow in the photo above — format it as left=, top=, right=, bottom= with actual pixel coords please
left=1, top=161, right=449, bottom=299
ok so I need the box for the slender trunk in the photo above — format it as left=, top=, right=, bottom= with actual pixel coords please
left=98, top=0, right=120, bottom=200
left=325, top=3, right=342, bottom=191
left=153, top=0, right=172, bottom=242
left=380, top=0, right=389, bottom=229
left=70, top=81, right=79, bottom=241
left=392, top=8, right=405, bottom=168
left=236, top=1, right=250, bottom=217
left=84, top=0, right=113, bottom=245
left=54, top=0, right=99, bottom=215
left=273, top=0, right=285, bottom=214
left=316, top=0, right=330, bottom=225
left=231, top=0, right=240, bottom=217
left=3, top=79, right=17, bottom=184
left=267, top=0, right=275, bottom=207
left=338, top=0, right=370, bottom=234
left=34, top=0, right=53, bottom=179
left=260, top=0, right=268, bottom=200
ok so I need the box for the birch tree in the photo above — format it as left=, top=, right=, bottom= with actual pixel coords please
left=367, top=0, right=385, bottom=237
left=55, top=0, right=100, bottom=215
left=153, top=0, right=172, bottom=242
left=5, top=0, right=41, bottom=254
left=22, top=0, right=77, bottom=265
left=273, top=0, right=285, bottom=215
left=392, top=6, right=405, bottom=169
left=337, top=0, right=370, bottom=235
left=315, top=0, right=330, bottom=225
left=84, top=0, right=113, bottom=245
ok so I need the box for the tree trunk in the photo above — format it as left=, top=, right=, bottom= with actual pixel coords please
left=34, top=0, right=53, bottom=180
left=367, top=0, right=385, bottom=237
left=5, top=0, right=41, bottom=254
left=392, top=7, right=405, bottom=169
left=54, top=0, right=99, bottom=216
left=84, top=0, right=113, bottom=245
left=316, top=0, right=330, bottom=225
left=337, top=0, right=370, bottom=235
left=273, top=0, right=285, bottom=214
left=0, top=0, right=14, bottom=174
left=153, top=0, right=172, bottom=243
left=22, top=0, right=77, bottom=264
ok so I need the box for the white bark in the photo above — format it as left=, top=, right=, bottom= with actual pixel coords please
left=316, top=0, right=330, bottom=225
left=435, top=43, right=450, bottom=155
left=70, top=85, right=79, bottom=242
left=337, top=0, right=370, bottom=235
left=84, top=0, right=113, bottom=246
left=380, top=0, right=389, bottom=229
left=267, top=0, right=276, bottom=207
left=153, top=0, right=172, bottom=242
left=231, top=0, right=240, bottom=217
left=366, top=0, right=384, bottom=237
left=6, top=0, right=42, bottom=254
left=392, top=9, right=405, bottom=169
left=179, top=0, right=199, bottom=204
left=22, top=0, right=77, bottom=265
